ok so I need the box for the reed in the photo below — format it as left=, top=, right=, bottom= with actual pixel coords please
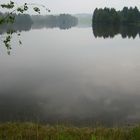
left=0, top=122, right=139, bottom=140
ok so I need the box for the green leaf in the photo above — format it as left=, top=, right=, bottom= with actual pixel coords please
left=91, top=135, right=96, bottom=140
left=19, top=40, right=22, bottom=45
left=17, top=8, right=24, bottom=13
left=33, top=7, right=40, bottom=14
left=0, top=1, right=15, bottom=9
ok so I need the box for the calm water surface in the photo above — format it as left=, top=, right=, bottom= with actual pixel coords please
left=0, top=26, right=140, bottom=126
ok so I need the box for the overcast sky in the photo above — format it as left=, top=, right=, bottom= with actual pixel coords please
left=1, top=0, right=140, bottom=14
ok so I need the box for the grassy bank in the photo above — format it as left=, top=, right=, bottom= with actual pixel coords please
left=0, top=123, right=140, bottom=140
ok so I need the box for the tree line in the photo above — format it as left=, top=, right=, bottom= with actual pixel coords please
left=32, top=14, right=78, bottom=29
left=0, top=12, right=78, bottom=54
left=92, top=7, right=140, bottom=24
left=0, top=13, right=33, bottom=34
left=0, top=13, right=78, bottom=32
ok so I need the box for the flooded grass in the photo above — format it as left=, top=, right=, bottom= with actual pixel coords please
left=0, top=122, right=140, bottom=140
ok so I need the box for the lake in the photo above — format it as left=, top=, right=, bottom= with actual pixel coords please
left=0, top=22, right=140, bottom=126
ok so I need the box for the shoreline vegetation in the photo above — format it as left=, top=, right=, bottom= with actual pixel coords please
left=0, top=122, right=140, bottom=140
left=92, top=6, right=140, bottom=25
left=92, top=23, right=140, bottom=38
left=0, top=13, right=78, bottom=33
left=92, top=6, right=140, bottom=38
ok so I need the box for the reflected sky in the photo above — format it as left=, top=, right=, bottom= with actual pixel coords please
left=0, top=28, right=140, bottom=125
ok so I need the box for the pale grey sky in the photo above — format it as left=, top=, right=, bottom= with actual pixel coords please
left=1, top=0, right=140, bottom=14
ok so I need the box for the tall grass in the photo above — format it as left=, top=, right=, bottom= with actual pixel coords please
left=0, top=122, right=139, bottom=140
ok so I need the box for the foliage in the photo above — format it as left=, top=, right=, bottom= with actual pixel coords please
left=0, top=122, right=140, bottom=140
left=92, top=7, right=140, bottom=39
left=0, top=1, right=50, bottom=54
left=93, top=7, right=140, bottom=25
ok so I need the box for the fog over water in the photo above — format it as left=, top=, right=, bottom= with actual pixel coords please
left=0, top=23, right=140, bottom=125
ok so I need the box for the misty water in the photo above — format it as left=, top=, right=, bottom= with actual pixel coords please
left=0, top=23, right=140, bottom=126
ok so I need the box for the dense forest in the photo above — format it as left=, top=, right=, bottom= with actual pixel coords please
left=92, top=7, right=140, bottom=38
left=92, top=6, right=140, bottom=24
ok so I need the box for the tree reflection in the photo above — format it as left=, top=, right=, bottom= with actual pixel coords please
left=0, top=14, right=78, bottom=54
left=92, top=23, right=140, bottom=39
left=32, top=14, right=78, bottom=30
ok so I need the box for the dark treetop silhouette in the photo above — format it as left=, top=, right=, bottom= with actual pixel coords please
left=93, top=7, right=140, bottom=25
left=92, top=7, right=140, bottom=38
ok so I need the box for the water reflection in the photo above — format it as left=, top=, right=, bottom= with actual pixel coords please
left=0, top=21, right=77, bottom=35
left=1, top=18, right=140, bottom=126
left=92, top=23, right=140, bottom=39
left=0, top=14, right=78, bottom=35
left=32, top=14, right=78, bottom=30
left=0, top=14, right=33, bottom=34
left=1, top=91, right=140, bottom=125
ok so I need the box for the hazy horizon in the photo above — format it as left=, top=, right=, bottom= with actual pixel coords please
left=1, top=0, right=140, bottom=14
